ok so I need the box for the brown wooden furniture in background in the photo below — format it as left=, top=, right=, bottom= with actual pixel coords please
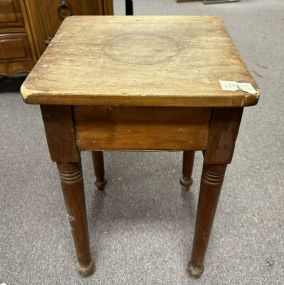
left=0, top=0, right=113, bottom=76
left=21, top=16, right=259, bottom=278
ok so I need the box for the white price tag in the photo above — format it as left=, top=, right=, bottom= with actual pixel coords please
left=220, top=80, right=258, bottom=95
left=219, top=80, right=238, bottom=91
left=236, top=82, right=258, bottom=95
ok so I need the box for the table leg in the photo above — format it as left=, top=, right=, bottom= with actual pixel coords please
left=180, top=151, right=195, bottom=190
left=187, top=164, right=227, bottom=278
left=126, top=0, right=134, bottom=15
left=92, top=151, right=107, bottom=190
left=57, top=162, right=94, bottom=277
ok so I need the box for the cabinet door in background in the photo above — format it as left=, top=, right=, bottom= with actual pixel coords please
left=24, top=0, right=113, bottom=57
left=0, top=0, right=24, bottom=28
left=35, top=0, right=94, bottom=45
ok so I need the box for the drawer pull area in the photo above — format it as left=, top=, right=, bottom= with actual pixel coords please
left=58, top=0, right=72, bottom=19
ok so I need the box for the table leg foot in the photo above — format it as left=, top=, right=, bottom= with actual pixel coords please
left=95, top=178, right=107, bottom=191
left=180, top=175, right=193, bottom=191
left=77, top=260, right=95, bottom=277
left=187, top=263, right=204, bottom=278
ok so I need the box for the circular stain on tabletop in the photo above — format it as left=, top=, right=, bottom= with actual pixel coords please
left=104, top=33, right=179, bottom=65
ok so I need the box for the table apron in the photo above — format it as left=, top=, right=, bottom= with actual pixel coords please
left=74, top=106, right=211, bottom=151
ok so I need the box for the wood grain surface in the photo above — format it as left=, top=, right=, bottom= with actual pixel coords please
left=21, top=16, right=259, bottom=107
left=74, top=106, right=210, bottom=150
left=40, top=105, right=79, bottom=162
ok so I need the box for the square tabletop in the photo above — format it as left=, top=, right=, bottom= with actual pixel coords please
left=21, top=16, right=259, bottom=107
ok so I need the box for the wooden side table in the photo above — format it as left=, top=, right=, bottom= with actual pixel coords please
left=21, top=16, right=259, bottom=278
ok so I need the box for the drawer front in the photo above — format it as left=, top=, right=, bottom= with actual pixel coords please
left=74, top=106, right=211, bottom=151
left=0, top=33, right=33, bottom=63
left=0, top=0, right=24, bottom=28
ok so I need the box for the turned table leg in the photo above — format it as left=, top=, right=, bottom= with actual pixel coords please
left=187, top=164, right=227, bottom=278
left=92, top=151, right=107, bottom=190
left=57, top=162, right=94, bottom=277
left=180, top=151, right=195, bottom=190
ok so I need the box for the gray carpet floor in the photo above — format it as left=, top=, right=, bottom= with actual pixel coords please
left=1, top=0, right=283, bottom=284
